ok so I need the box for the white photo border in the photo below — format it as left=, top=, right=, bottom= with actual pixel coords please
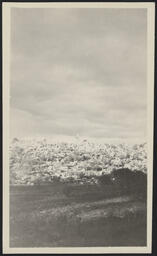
left=2, top=2, right=155, bottom=254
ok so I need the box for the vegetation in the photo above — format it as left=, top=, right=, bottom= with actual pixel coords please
left=9, top=138, right=147, bottom=185
left=9, top=138, right=147, bottom=247
left=10, top=184, right=146, bottom=247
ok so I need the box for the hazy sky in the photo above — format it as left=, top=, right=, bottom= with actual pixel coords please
left=10, top=7, right=147, bottom=141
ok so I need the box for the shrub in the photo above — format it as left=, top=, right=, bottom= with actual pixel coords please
left=111, top=168, right=147, bottom=196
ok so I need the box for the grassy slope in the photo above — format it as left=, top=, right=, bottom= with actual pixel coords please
left=10, top=184, right=147, bottom=247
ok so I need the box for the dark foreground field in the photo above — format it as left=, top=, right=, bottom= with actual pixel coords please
left=10, top=184, right=147, bottom=247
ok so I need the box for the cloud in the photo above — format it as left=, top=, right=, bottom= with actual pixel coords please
left=10, top=7, right=147, bottom=141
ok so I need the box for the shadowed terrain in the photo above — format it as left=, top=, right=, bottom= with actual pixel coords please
left=10, top=178, right=147, bottom=247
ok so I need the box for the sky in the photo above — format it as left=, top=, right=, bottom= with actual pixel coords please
left=10, top=7, right=147, bottom=142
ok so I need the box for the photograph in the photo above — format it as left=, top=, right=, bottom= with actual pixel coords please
left=3, top=2, right=155, bottom=254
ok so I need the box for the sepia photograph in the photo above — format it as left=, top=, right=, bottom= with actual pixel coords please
left=3, top=2, right=155, bottom=254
